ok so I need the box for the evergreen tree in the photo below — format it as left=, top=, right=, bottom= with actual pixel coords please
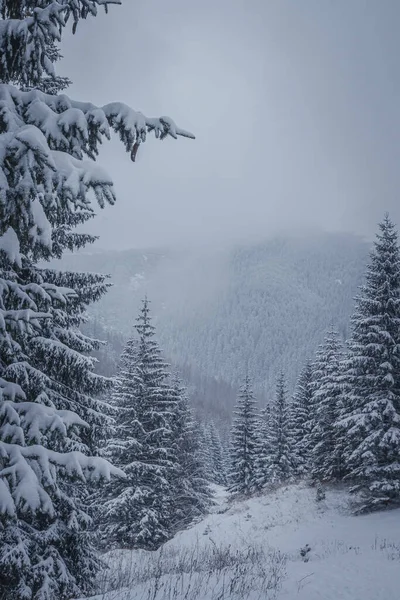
left=309, top=327, right=344, bottom=482
left=254, top=402, right=273, bottom=489
left=207, top=421, right=228, bottom=485
left=340, top=216, right=400, bottom=511
left=0, top=3, right=192, bottom=597
left=102, top=299, right=178, bottom=550
left=291, top=361, right=314, bottom=474
left=228, top=376, right=260, bottom=495
left=169, top=378, right=211, bottom=531
left=198, top=423, right=215, bottom=481
left=269, top=372, right=293, bottom=482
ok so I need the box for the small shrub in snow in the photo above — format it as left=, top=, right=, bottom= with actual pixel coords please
left=316, top=483, right=326, bottom=502
left=300, top=544, right=311, bottom=562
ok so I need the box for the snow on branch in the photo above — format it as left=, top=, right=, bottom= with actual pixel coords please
left=0, top=378, right=25, bottom=402
left=0, top=398, right=88, bottom=445
left=0, top=441, right=125, bottom=517
left=1, top=85, right=194, bottom=162
left=0, top=84, right=194, bottom=258
left=0, top=1, right=122, bottom=87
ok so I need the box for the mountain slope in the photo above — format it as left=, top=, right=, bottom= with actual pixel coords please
left=55, top=232, right=368, bottom=417
left=81, top=483, right=400, bottom=600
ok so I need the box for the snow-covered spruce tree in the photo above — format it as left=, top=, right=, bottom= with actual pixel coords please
left=198, top=423, right=214, bottom=482
left=254, top=402, right=273, bottom=489
left=0, top=3, right=193, bottom=598
left=207, top=420, right=228, bottom=485
left=290, top=361, right=314, bottom=475
left=102, top=299, right=179, bottom=550
left=228, top=376, right=260, bottom=496
left=169, top=377, right=211, bottom=531
left=268, top=372, right=293, bottom=483
left=309, top=327, right=344, bottom=483
left=339, top=216, right=400, bottom=511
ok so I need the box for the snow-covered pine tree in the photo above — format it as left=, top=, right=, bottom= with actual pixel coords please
left=254, top=402, right=273, bottom=489
left=228, top=376, right=260, bottom=496
left=198, top=423, right=214, bottom=482
left=290, top=361, right=314, bottom=475
left=169, top=377, right=211, bottom=532
left=261, top=401, right=272, bottom=430
left=102, top=299, right=178, bottom=550
left=309, top=327, right=344, bottom=483
left=0, top=3, right=193, bottom=598
left=269, top=372, right=293, bottom=483
left=339, top=215, right=400, bottom=511
left=207, top=420, right=228, bottom=485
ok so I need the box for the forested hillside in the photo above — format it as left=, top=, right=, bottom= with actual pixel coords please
left=57, top=232, right=368, bottom=419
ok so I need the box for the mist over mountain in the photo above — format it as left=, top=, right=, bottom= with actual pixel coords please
left=56, top=232, right=368, bottom=421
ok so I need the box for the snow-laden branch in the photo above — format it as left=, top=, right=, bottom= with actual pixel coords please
left=1, top=85, right=195, bottom=161
left=0, top=1, right=122, bottom=87
left=0, top=440, right=125, bottom=517
left=0, top=84, right=194, bottom=261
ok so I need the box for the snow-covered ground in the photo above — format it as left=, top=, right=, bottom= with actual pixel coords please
left=81, top=483, right=400, bottom=600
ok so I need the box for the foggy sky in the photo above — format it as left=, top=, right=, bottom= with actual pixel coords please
left=60, top=0, right=400, bottom=249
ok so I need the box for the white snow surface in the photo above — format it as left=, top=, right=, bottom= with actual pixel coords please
left=81, top=483, right=400, bottom=600
left=0, top=227, right=21, bottom=266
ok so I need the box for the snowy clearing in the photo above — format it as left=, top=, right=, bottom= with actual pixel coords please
left=80, top=483, right=400, bottom=600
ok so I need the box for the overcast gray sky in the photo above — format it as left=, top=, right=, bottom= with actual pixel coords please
left=60, top=0, right=400, bottom=249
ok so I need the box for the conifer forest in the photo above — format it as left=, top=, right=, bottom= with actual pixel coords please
left=1, top=2, right=400, bottom=600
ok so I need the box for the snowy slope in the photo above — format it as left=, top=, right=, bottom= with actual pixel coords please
left=81, top=483, right=400, bottom=600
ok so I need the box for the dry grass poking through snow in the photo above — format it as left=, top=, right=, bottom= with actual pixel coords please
left=93, top=541, right=286, bottom=600
left=80, top=483, right=400, bottom=600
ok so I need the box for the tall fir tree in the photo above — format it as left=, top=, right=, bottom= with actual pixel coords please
left=254, top=402, right=273, bottom=489
left=207, top=421, right=228, bottom=485
left=169, top=378, right=211, bottom=531
left=228, top=376, right=260, bottom=495
left=309, top=327, right=344, bottom=482
left=268, top=372, right=293, bottom=483
left=198, top=423, right=215, bottom=481
left=0, top=3, right=193, bottom=596
left=340, top=216, right=400, bottom=511
left=290, top=361, right=314, bottom=475
left=102, top=299, right=178, bottom=550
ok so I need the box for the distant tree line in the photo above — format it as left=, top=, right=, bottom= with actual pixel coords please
left=228, top=216, right=400, bottom=514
